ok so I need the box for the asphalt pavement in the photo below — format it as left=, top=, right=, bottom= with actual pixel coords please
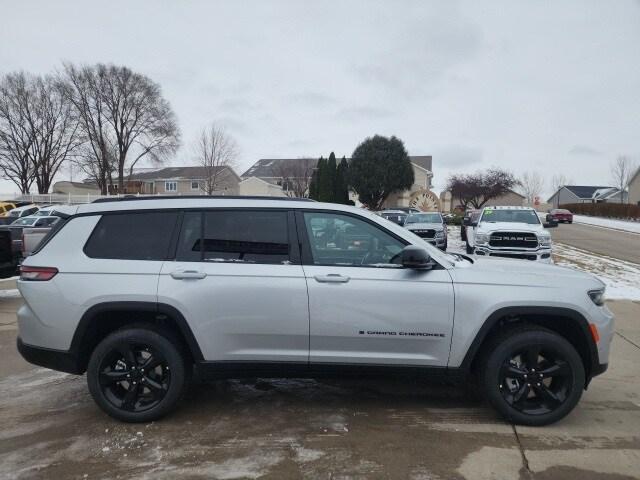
left=551, top=223, right=640, bottom=264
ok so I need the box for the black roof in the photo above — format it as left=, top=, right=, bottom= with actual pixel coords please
left=563, top=185, right=616, bottom=199
left=241, top=156, right=432, bottom=178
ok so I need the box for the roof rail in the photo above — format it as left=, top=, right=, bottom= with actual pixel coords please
left=91, top=195, right=315, bottom=204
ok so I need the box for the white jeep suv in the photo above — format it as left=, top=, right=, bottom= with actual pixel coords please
left=17, top=197, right=613, bottom=425
left=464, top=206, right=553, bottom=262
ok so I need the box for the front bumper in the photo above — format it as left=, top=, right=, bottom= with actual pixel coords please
left=423, top=237, right=446, bottom=248
left=474, top=246, right=552, bottom=262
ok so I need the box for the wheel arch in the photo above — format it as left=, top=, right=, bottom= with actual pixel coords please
left=460, top=306, right=599, bottom=382
left=70, top=301, right=204, bottom=373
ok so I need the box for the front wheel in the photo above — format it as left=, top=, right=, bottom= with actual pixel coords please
left=87, top=327, right=189, bottom=422
left=480, top=327, right=585, bottom=426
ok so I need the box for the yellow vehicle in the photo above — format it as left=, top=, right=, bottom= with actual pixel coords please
left=0, top=202, right=16, bottom=217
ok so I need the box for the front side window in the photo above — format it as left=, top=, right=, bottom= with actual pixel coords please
left=165, top=181, right=177, bottom=192
left=176, top=210, right=290, bottom=264
left=303, top=212, right=405, bottom=267
left=85, top=212, right=178, bottom=260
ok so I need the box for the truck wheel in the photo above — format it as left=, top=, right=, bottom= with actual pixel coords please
left=87, top=326, right=189, bottom=422
left=480, top=327, right=585, bottom=426
left=466, top=242, right=474, bottom=254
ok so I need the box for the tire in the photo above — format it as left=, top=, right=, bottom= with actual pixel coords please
left=479, top=327, right=585, bottom=426
left=568, top=221, right=573, bottom=224
left=441, top=240, right=448, bottom=251
left=460, top=227, right=467, bottom=242
left=466, top=242, right=474, bottom=254
left=87, top=326, right=189, bottom=422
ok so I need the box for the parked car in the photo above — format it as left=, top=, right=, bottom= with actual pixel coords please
left=379, top=209, right=408, bottom=225
left=404, top=212, right=447, bottom=250
left=387, top=207, right=420, bottom=214
left=17, top=196, right=612, bottom=426
left=463, top=206, right=555, bottom=261
left=0, top=228, right=17, bottom=278
left=549, top=208, right=573, bottom=223
left=1, top=215, right=59, bottom=257
left=8, top=204, right=39, bottom=219
left=20, top=217, right=61, bottom=256
left=0, top=202, right=17, bottom=217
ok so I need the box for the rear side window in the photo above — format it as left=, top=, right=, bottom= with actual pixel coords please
left=176, top=210, right=290, bottom=264
left=85, top=212, right=178, bottom=260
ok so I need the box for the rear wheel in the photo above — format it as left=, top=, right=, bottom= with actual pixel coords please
left=480, top=327, right=585, bottom=426
left=87, top=327, right=189, bottom=422
left=466, top=242, right=474, bottom=254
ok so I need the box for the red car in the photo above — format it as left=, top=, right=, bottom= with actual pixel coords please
left=549, top=208, right=573, bottom=223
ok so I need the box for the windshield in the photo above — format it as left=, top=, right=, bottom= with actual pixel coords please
left=11, top=217, right=37, bottom=226
left=35, top=210, right=51, bottom=216
left=405, top=213, right=442, bottom=224
left=480, top=209, right=540, bottom=225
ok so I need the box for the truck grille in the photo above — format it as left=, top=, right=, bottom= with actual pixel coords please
left=489, top=232, right=538, bottom=248
left=412, top=229, right=436, bottom=239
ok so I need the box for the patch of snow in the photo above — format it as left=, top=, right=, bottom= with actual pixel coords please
left=0, top=288, right=20, bottom=298
left=553, top=243, right=640, bottom=300
left=573, top=215, right=640, bottom=234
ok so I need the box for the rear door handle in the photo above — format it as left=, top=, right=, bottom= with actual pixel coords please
left=314, top=274, right=350, bottom=283
left=171, top=270, right=207, bottom=280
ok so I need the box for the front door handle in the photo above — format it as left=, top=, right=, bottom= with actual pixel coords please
left=314, top=274, right=350, bottom=283
left=171, top=270, right=207, bottom=280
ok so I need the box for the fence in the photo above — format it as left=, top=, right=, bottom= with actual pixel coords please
left=560, top=202, right=640, bottom=220
left=0, top=192, right=213, bottom=205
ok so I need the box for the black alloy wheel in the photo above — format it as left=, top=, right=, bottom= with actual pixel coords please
left=481, top=327, right=585, bottom=426
left=87, top=327, right=188, bottom=422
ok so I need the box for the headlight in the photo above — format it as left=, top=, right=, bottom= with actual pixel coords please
left=538, top=234, right=552, bottom=247
left=588, top=288, right=605, bottom=306
left=475, top=233, right=489, bottom=244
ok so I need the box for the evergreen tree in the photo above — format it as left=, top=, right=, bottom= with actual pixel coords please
left=349, top=135, right=414, bottom=210
left=308, top=158, right=320, bottom=200
left=314, top=156, right=327, bottom=201
left=323, top=152, right=337, bottom=202
left=334, top=156, right=350, bottom=204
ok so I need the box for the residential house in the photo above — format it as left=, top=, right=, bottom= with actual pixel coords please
left=547, top=185, right=626, bottom=208
left=118, top=166, right=241, bottom=195
left=628, top=168, right=640, bottom=206
left=52, top=181, right=101, bottom=195
left=240, top=156, right=435, bottom=208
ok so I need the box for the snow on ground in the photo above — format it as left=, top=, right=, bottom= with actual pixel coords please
left=553, top=243, right=640, bottom=300
left=445, top=226, right=640, bottom=301
left=574, top=215, right=640, bottom=234
left=0, top=289, right=20, bottom=299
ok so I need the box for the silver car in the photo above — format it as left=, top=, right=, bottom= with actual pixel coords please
left=17, top=197, right=613, bottom=425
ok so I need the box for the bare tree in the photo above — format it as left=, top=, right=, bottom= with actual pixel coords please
left=610, top=155, right=635, bottom=203
left=0, top=72, right=80, bottom=193
left=519, top=171, right=545, bottom=206
left=550, top=173, right=571, bottom=194
left=0, top=72, right=35, bottom=193
left=193, top=123, right=239, bottom=195
left=447, top=169, right=520, bottom=209
left=61, top=63, right=180, bottom=194
left=273, top=157, right=317, bottom=198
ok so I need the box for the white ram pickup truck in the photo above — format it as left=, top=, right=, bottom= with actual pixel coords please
left=464, top=206, right=555, bottom=262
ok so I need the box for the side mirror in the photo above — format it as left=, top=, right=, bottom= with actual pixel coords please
left=401, top=245, right=433, bottom=270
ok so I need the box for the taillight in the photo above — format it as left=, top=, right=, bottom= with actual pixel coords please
left=19, top=266, right=58, bottom=281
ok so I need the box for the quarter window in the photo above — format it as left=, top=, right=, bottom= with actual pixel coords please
left=176, top=210, right=291, bottom=264
left=165, top=181, right=177, bottom=192
left=302, top=212, right=405, bottom=267
left=84, top=212, right=178, bottom=260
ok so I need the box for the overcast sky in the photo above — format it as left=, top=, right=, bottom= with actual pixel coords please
left=1, top=0, right=639, bottom=195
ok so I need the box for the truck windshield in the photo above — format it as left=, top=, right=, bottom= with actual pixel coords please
left=405, top=213, right=442, bottom=224
left=480, top=209, right=540, bottom=224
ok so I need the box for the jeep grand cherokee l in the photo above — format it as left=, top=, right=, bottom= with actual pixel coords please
left=17, top=197, right=613, bottom=425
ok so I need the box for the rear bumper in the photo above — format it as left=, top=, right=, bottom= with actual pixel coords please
left=17, top=337, right=83, bottom=374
